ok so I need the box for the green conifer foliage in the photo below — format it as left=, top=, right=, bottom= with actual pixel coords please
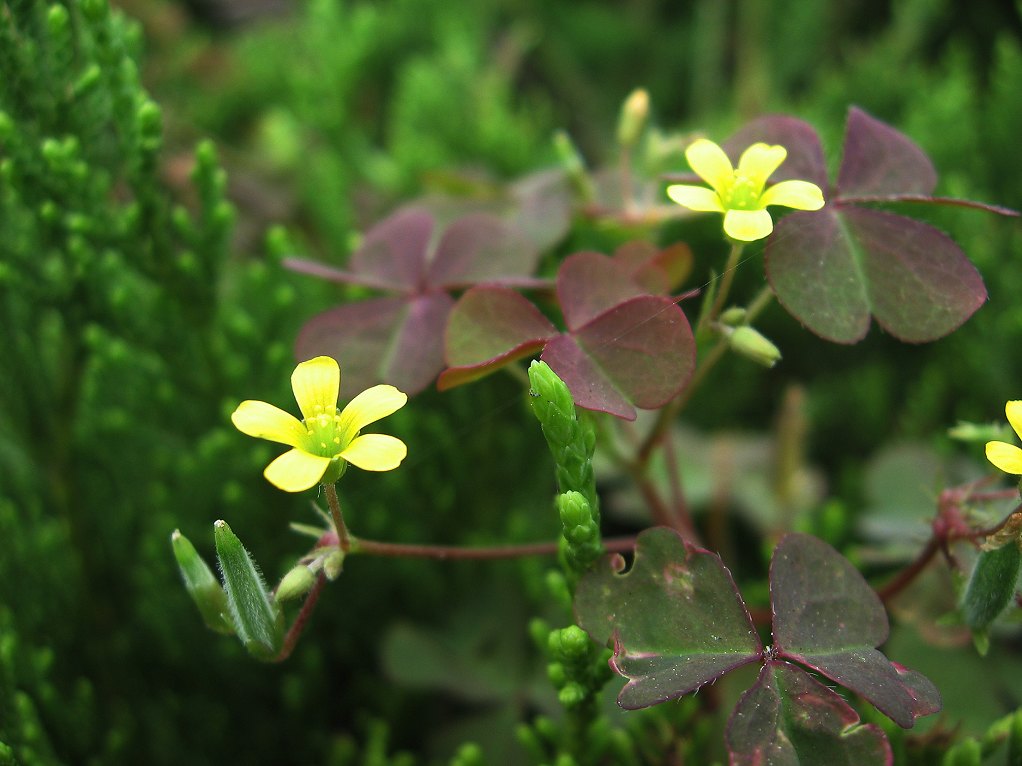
left=0, top=1, right=307, bottom=761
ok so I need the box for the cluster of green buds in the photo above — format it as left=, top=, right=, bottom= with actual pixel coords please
left=545, top=625, right=611, bottom=710
left=528, top=361, right=599, bottom=521
left=557, top=491, right=602, bottom=580
left=518, top=620, right=628, bottom=766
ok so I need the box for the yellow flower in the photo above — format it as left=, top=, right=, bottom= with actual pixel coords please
left=667, top=138, right=825, bottom=242
left=986, top=400, right=1022, bottom=475
left=232, top=356, right=407, bottom=492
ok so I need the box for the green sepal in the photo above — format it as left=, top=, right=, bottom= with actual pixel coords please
left=274, top=565, right=316, bottom=602
left=961, top=540, right=1022, bottom=653
left=171, top=529, right=234, bottom=635
left=213, top=520, right=284, bottom=661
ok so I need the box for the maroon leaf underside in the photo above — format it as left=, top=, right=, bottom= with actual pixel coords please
left=558, top=251, right=649, bottom=328
left=296, top=293, right=453, bottom=397
left=766, top=207, right=986, bottom=343
left=438, top=286, right=558, bottom=390
left=427, top=212, right=542, bottom=288
left=837, top=107, right=937, bottom=197
left=292, top=206, right=547, bottom=395
left=574, top=527, right=763, bottom=710
left=769, top=533, right=941, bottom=729
left=727, top=661, right=892, bottom=766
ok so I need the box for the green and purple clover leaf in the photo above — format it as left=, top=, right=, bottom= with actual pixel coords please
left=574, top=528, right=941, bottom=764
left=438, top=245, right=696, bottom=420
left=726, top=107, right=1017, bottom=344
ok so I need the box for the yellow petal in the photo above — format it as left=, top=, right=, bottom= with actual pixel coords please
left=723, top=209, right=774, bottom=242
left=986, top=441, right=1022, bottom=475
left=231, top=400, right=306, bottom=446
left=759, top=180, right=825, bottom=211
left=1005, top=400, right=1022, bottom=440
left=736, top=143, right=787, bottom=188
left=666, top=184, right=725, bottom=212
left=685, top=139, right=734, bottom=196
left=340, top=434, right=407, bottom=472
left=292, top=356, right=340, bottom=421
left=264, top=448, right=332, bottom=492
left=336, top=385, right=407, bottom=442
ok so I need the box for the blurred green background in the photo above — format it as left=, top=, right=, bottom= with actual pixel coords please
left=2, top=0, right=1021, bottom=762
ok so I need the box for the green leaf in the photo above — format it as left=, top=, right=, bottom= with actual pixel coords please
left=171, top=529, right=234, bottom=635
left=961, top=540, right=1022, bottom=649
left=574, top=527, right=762, bottom=709
left=213, top=520, right=283, bottom=660
left=727, top=661, right=892, bottom=766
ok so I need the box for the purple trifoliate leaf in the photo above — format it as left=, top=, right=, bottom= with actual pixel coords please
left=575, top=527, right=762, bottom=710
left=296, top=293, right=452, bottom=397
left=836, top=107, right=937, bottom=198
left=727, top=661, right=892, bottom=766
left=766, top=207, right=986, bottom=343
left=508, top=168, right=573, bottom=251
left=349, top=207, right=435, bottom=291
left=769, top=533, right=941, bottom=728
left=427, top=212, right=542, bottom=289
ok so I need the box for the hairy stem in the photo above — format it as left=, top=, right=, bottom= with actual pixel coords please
left=323, top=483, right=351, bottom=553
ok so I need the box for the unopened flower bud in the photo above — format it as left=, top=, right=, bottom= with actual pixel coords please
left=557, top=491, right=592, bottom=529
left=549, top=625, right=591, bottom=662
left=274, top=565, right=316, bottom=602
left=617, top=88, right=650, bottom=148
left=719, top=307, right=747, bottom=326
left=553, top=131, right=595, bottom=201
left=323, top=550, right=345, bottom=580
left=547, top=661, right=567, bottom=687
left=728, top=325, right=781, bottom=368
left=558, top=682, right=587, bottom=708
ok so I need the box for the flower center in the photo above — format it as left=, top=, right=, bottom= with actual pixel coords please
left=302, top=406, right=350, bottom=458
left=724, top=174, right=761, bottom=210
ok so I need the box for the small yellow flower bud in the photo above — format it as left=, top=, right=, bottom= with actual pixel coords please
left=728, top=326, right=782, bottom=368
left=617, top=88, right=650, bottom=148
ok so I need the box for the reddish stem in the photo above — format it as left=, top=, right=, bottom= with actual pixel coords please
left=352, top=535, right=638, bottom=560
left=876, top=537, right=941, bottom=604
left=273, top=572, right=326, bottom=663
